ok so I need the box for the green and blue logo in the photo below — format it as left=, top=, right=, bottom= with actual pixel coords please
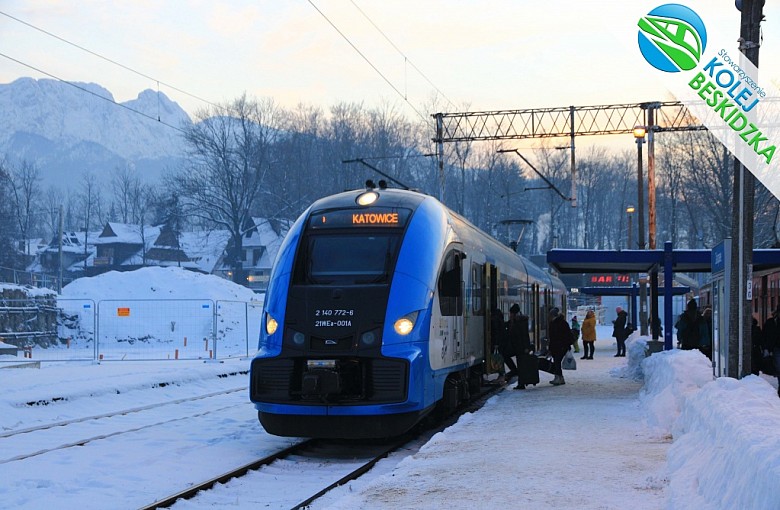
left=638, top=3, right=707, bottom=72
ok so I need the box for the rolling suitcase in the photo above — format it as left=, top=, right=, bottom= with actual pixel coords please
left=518, top=354, right=540, bottom=386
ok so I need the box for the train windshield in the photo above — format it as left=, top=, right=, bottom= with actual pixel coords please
left=295, top=234, right=400, bottom=285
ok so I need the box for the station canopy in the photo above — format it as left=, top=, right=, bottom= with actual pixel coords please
left=546, top=247, right=780, bottom=275
left=546, top=248, right=710, bottom=275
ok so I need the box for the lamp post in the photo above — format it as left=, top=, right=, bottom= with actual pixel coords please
left=626, top=205, right=635, bottom=249
left=633, top=126, right=648, bottom=336
left=632, top=126, right=646, bottom=250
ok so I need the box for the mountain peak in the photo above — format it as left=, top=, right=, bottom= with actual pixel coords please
left=0, top=78, right=191, bottom=187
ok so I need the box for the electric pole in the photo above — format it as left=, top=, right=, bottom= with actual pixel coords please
left=729, top=0, right=762, bottom=378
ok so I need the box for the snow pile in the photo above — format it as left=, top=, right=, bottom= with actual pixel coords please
left=640, top=348, right=713, bottom=433
left=640, top=349, right=780, bottom=510
left=61, top=266, right=260, bottom=302
left=0, top=283, right=56, bottom=298
left=609, top=333, right=650, bottom=381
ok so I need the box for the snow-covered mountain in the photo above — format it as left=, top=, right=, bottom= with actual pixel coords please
left=0, top=77, right=191, bottom=187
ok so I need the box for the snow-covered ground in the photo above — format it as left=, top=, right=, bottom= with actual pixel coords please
left=2, top=267, right=263, bottom=362
left=3, top=322, right=780, bottom=509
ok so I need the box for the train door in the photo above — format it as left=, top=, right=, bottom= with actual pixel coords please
left=530, top=283, right=542, bottom=352
left=483, top=264, right=499, bottom=370
left=435, top=248, right=465, bottom=367
left=465, top=261, right=486, bottom=362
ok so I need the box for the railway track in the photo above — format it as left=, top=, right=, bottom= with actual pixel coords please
left=140, top=381, right=505, bottom=509
left=0, top=387, right=247, bottom=464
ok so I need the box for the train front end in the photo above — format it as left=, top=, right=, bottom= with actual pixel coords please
left=250, top=188, right=443, bottom=438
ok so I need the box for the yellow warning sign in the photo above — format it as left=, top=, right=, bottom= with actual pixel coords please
left=117, top=307, right=130, bottom=317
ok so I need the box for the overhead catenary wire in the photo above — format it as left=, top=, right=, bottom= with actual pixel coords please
left=307, top=0, right=427, bottom=123
left=0, top=52, right=186, bottom=134
left=348, top=0, right=456, bottom=110
left=0, top=10, right=226, bottom=115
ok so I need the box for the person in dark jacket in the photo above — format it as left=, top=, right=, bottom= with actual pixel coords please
left=675, top=299, right=706, bottom=354
left=751, top=317, right=763, bottom=376
left=498, top=306, right=519, bottom=383
left=762, top=306, right=780, bottom=398
left=548, top=307, right=573, bottom=385
left=489, top=308, right=507, bottom=383
left=570, top=315, right=581, bottom=353
left=507, top=303, right=533, bottom=390
left=612, top=307, right=629, bottom=357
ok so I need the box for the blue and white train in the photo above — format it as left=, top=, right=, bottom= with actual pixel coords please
left=250, top=185, right=566, bottom=438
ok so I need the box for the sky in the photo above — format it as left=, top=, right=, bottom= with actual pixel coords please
left=1, top=0, right=779, bottom=128
left=3, top=266, right=780, bottom=510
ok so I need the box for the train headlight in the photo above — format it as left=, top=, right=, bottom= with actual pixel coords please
left=356, top=191, right=379, bottom=206
left=265, top=313, right=278, bottom=335
left=394, top=311, right=419, bottom=336
left=293, top=332, right=306, bottom=346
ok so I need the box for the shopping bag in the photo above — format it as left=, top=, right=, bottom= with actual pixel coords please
left=562, top=350, right=577, bottom=370
left=487, top=347, right=504, bottom=373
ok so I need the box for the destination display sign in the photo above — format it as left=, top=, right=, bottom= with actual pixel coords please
left=587, top=274, right=631, bottom=286
left=309, top=207, right=411, bottom=229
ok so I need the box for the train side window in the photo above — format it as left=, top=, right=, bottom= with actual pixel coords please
left=471, top=263, right=483, bottom=315
left=438, top=251, right=462, bottom=316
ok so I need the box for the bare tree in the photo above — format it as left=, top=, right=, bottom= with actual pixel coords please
left=173, top=94, right=279, bottom=284
left=111, top=164, right=141, bottom=223
left=43, top=186, right=64, bottom=241
left=78, top=172, right=101, bottom=270
left=6, top=159, right=41, bottom=256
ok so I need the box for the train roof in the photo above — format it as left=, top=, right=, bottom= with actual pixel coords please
left=308, top=187, right=427, bottom=212
left=307, top=187, right=564, bottom=289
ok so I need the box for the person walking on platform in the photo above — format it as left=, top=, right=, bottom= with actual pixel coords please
left=548, top=307, right=573, bottom=386
left=507, top=303, right=534, bottom=390
left=581, top=309, right=597, bottom=360
left=570, top=315, right=581, bottom=353
left=612, top=307, right=629, bottom=357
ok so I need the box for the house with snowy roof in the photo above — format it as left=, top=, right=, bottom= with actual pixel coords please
left=36, top=231, right=99, bottom=276
left=89, top=222, right=162, bottom=275
left=213, top=217, right=286, bottom=292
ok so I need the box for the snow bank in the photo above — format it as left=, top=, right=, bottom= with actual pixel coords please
left=640, top=348, right=713, bottom=433
left=61, top=266, right=260, bottom=302
left=640, top=349, right=780, bottom=510
left=0, top=283, right=56, bottom=298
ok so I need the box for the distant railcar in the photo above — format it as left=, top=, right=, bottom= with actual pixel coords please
left=249, top=186, right=566, bottom=438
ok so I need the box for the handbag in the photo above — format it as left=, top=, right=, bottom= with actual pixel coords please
left=562, top=350, right=577, bottom=370
left=538, top=356, right=555, bottom=374
left=487, top=347, right=504, bottom=373
left=761, top=355, right=776, bottom=376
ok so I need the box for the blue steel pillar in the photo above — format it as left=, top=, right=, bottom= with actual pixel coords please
left=664, top=241, right=674, bottom=350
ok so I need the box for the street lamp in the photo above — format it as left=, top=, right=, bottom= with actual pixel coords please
left=626, top=205, right=635, bottom=249
left=633, top=127, right=648, bottom=336
left=633, top=126, right=646, bottom=250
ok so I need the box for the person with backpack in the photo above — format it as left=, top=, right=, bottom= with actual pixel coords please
left=612, top=307, right=629, bottom=357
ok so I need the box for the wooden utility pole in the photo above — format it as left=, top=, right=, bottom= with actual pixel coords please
left=729, top=0, right=762, bottom=378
